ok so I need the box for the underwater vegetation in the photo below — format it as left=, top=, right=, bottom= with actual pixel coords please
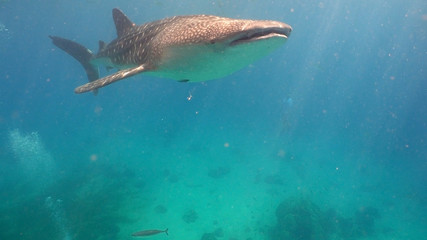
left=270, top=196, right=381, bottom=240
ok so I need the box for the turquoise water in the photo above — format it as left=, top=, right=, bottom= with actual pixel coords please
left=0, top=0, right=426, bottom=239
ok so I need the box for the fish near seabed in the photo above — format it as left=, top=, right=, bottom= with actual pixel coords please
left=132, top=228, right=168, bottom=237
left=49, top=8, right=292, bottom=94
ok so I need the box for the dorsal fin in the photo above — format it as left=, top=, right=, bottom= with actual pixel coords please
left=112, top=8, right=136, bottom=37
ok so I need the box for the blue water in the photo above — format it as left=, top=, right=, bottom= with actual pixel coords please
left=0, top=0, right=426, bottom=239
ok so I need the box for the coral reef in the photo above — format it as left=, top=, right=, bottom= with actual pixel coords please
left=182, top=209, right=198, bottom=223
left=154, top=205, right=168, bottom=214
left=200, top=228, right=224, bottom=240
left=208, top=167, right=230, bottom=179
left=270, top=196, right=381, bottom=240
left=168, top=174, right=179, bottom=183
left=353, top=206, right=380, bottom=237
left=264, top=174, right=284, bottom=185
left=213, top=228, right=224, bottom=237
left=201, top=233, right=217, bottom=240
left=272, top=196, right=328, bottom=240
left=163, top=169, right=179, bottom=183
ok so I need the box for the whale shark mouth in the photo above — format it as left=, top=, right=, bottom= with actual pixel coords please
left=230, top=27, right=291, bottom=46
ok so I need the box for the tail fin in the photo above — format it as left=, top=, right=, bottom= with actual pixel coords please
left=49, top=35, right=99, bottom=94
left=164, top=228, right=168, bottom=235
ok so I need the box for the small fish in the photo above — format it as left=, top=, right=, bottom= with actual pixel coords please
left=132, top=228, right=168, bottom=237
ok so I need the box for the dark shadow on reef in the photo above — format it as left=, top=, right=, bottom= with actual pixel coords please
left=208, top=167, right=230, bottom=179
left=200, top=227, right=224, bottom=240
left=270, top=196, right=381, bottom=240
left=182, top=209, right=198, bottom=223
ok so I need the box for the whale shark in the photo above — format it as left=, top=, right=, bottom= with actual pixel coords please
left=50, top=8, right=292, bottom=94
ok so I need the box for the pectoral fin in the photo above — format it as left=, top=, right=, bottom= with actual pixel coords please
left=74, top=65, right=148, bottom=94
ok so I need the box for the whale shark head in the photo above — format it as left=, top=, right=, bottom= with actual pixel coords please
left=147, top=15, right=293, bottom=81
